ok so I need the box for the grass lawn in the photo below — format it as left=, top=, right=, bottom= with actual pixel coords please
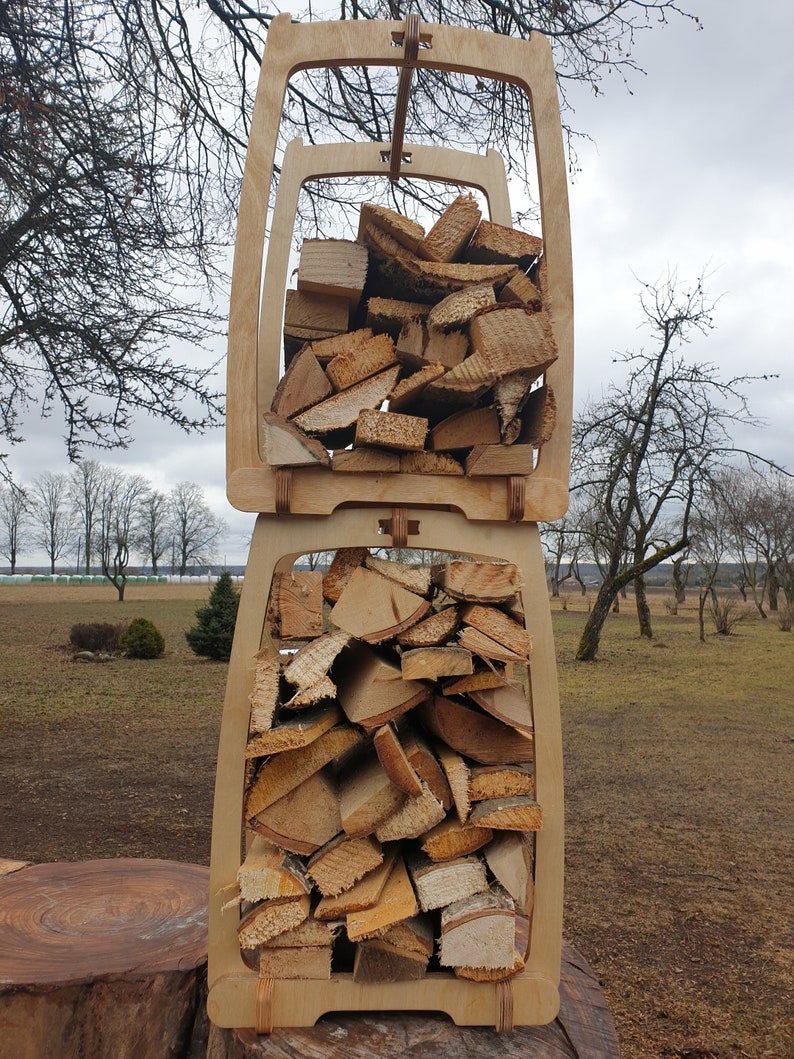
left=0, top=581, right=791, bottom=1057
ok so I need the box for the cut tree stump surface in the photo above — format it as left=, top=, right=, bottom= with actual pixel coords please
left=207, top=942, right=619, bottom=1058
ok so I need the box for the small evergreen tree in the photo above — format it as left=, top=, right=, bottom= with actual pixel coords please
left=185, top=571, right=239, bottom=661
left=120, top=617, right=165, bottom=658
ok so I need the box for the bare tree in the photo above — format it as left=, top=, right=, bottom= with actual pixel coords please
left=0, top=482, right=29, bottom=573
left=572, top=272, right=769, bottom=662
left=689, top=475, right=733, bottom=643
left=136, top=489, right=171, bottom=575
left=29, top=472, right=74, bottom=573
left=68, top=460, right=104, bottom=574
left=95, top=468, right=150, bottom=601
left=169, top=481, right=225, bottom=576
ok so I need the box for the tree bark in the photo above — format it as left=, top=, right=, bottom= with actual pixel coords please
left=634, top=574, right=653, bottom=639
left=576, top=582, right=618, bottom=661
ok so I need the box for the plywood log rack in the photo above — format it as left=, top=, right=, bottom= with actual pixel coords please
left=211, top=10, right=581, bottom=1038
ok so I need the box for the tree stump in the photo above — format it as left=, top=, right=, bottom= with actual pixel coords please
left=205, top=942, right=619, bottom=1059
left=0, top=858, right=210, bottom=1059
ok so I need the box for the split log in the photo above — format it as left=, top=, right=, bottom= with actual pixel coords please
left=352, top=937, right=428, bottom=983
left=460, top=603, right=531, bottom=658
left=354, top=408, right=428, bottom=452
left=373, top=724, right=424, bottom=796
left=388, top=362, right=447, bottom=413
left=409, top=854, right=488, bottom=912
left=483, top=831, right=535, bottom=915
left=322, top=546, right=368, bottom=603
left=267, top=570, right=323, bottom=641
left=238, top=894, right=310, bottom=950
left=237, top=836, right=311, bottom=902
left=282, top=629, right=351, bottom=691
left=428, top=406, right=501, bottom=451
left=427, top=284, right=496, bottom=331
left=400, top=646, right=473, bottom=681
left=397, top=605, right=460, bottom=648
left=469, top=796, right=543, bottom=832
left=338, top=750, right=409, bottom=838
left=307, top=834, right=383, bottom=898
left=292, top=365, right=400, bottom=442
left=420, top=816, right=493, bottom=862
left=439, top=891, right=516, bottom=970
left=283, top=289, right=349, bottom=361
left=359, top=203, right=425, bottom=253
left=363, top=553, right=433, bottom=597
left=248, top=655, right=281, bottom=734
left=314, top=848, right=397, bottom=920
left=297, top=238, right=368, bottom=305
left=457, top=626, right=527, bottom=665
left=433, top=559, right=519, bottom=603
left=399, top=451, right=464, bottom=475
left=345, top=858, right=419, bottom=941
left=424, top=325, right=469, bottom=367
left=419, top=696, right=534, bottom=765
left=261, top=414, right=331, bottom=468
left=469, top=305, right=558, bottom=380
left=465, top=444, right=535, bottom=477
left=249, top=767, right=342, bottom=856
left=422, top=351, right=495, bottom=405
left=244, top=703, right=342, bottom=758
left=442, top=667, right=510, bottom=696
left=335, top=641, right=430, bottom=729
left=270, top=346, right=332, bottom=418
left=416, top=194, right=481, bottom=263
left=366, top=296, right=430, bottom=337
left=453, top=915, right=528, bottom=982
left=465, top=220, right=543, bottom=266
left=374, top=782, right=447, bottom=843
left=468, top=682, right=534, bottom=735
left=259, top=945, right=332, bottom=980
left=497, top=267, right=543, bottom=309
left=400, top=727, right=453, bottom=811
left=519, top=384, right=557, bottom=446
left=469, top=764, right=535, bottom=803
left=332, top=447, right=401, bottom=473
left=325, top=332, right=397, bottom=391
left=330, top=566, right=432, bottom=643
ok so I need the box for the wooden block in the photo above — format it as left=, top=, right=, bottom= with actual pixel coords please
left=469, top=764, right=535, bottom=803
left=354, top=408, right=428, bottom=452
left=268, top=570, right=323, bottom=641
left=358, top=202, right=425, bottom=253
left=346, top=858, right=419, bottom=941
left=249, top=766, right=342, bottom=856
left=469, top=796, right=543, bottom=832
left=439, top=891, right=516, bottom=970
left=460, top=603, right=531, bottom=658
left=465, top=220, right=543, bottom=266
left=457, top=625, right=528, bottom=665
left=421, top=816, right=494, bottom=862
left=399, top=451, right=465, bottom=476
left=442, top=667, right=510, bottom=696
left=353, top=937, right=427, bottom=983
left=400, top=646, right=473, bottom=682
left=281, top=676, right=336, bottom=710
left=314, top=847, right=397, bottom=920
left=270, top=346, right=332, bottom=418
left=397, top=605, right=460, bottom=648
left=325, top=332, right=397, bottom=391
left=308, top=327, right=374, bottom=363
left=238, top=893, right=310, bottom=950
left=366, top=296, right=430, bottom=338
left=433, top=560, right=519, bottom=603
left=434, top=741, right=471, bottom=824
left=321, top=547, right=368, bottom=603
left=247, top=654, right=281, bottom=735
left=283, top=289, right=349, bottom=362
left=494, top=372, right=536, bottom=441
left=373, top=724, right=424, bottom=796
left=428, top=406, right=501, bottom=452
left=417, top=193, right=482, bottom=263
left=427, top=284, right=496, bottom=331
left=237, top=836, right=311, bottom=902
left=497, top=267, right=543, bottom=309
left=330, top=566, right=432, bottom=643
left=292, top=365, right=400, bottom=439
left=469, top=305, right=558, bottom=379
left=306, top=833, right=383, bottom=897
left=483, top=831, right=535, bottom=914
left=331, top=447, right=401, bottom=473
left=259, top=945, right=332, bottom=980
left=424, top=326, right=469, bottom=367
left=244, top=703, right=342, bottom=758
left=297, top=238, right=368, bottom=305
left=519, top=383, right=557, bottom=446
left=374, top=782, right=446, bottom=843
left=465, top=443, right=535, bottom=477
left=409, top=853, right=488, bottom=912
left=422, top=350, right=495, bottom=406
left=244, top=724, right=363, bottom=819
left=419, top=696, right=534, bottom=766
left=338, top=750, right=408, bottom=838
left=388, top=362, right=446, bottom=413
left=335, top=641, right=430, bottom=730
left=363, top=553, right=433, bottom=597
left=453, top=916, right=528, bottom=982
left=261, top=413, right=331, bottom=468
left=469, top=681, right=534, bottom=735
left=264, top=917, right=338, bottom=948
left=400, top=726, right=453, bottom=811
left=282, top=629, right=351, bottom=691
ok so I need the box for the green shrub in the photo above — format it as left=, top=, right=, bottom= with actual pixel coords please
left=185, top=571, right=239, bottom=661
left=69, top=622, right=127, bottom=654
left=119, top=617, right=165, bottom=659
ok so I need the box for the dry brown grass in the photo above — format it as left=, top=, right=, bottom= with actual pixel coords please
left=0, top=581, right=791, bottom=1056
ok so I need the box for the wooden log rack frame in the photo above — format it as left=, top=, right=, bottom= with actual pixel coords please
left=210, top=10, right=574, bottom=1037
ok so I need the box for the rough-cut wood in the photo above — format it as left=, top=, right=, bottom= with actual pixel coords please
left=264, top=918, right=338, bottom=949
left=399, top=450, right=464, bottom=475
left=282, top=676, right=337, bottom=710
left=465, top=444, right=535, bottom=477
left=388, top=361, right=446, bottom=412
left=326, top=332, right=397, bottom=391
left=352, top=937, right=428, bottom=983
left=354, top=408, right=428, bottom=452
left=358, top=202, right=425, bottom=253
left=314, top=848, right=397, bottom=920
left=409, top=854, right=488, bottom=912
left=366, top=296, right=430, bottom=337
left=374, top=782, right=447, bottom=843
left=434, top=741, right=471, bottom=824
left=373, top=724, right=424, bottom=796
left=397, top=605, right=460, bottom=648
left=292, top=365, right=400, bottom=439
left=297, top=238, right=368, bottom=304
left=520, top=384, right=557, bottom=446
left=245, top=703, right=342, bottom=758
left=207, top=943, right=620, bottom=1057
left=466, top=220, right=543, bottom=266
left=469, top=305, right=558, bottom=379
left=457, top=625, right=527, bottom=665
left=249, top=767, right=342, bottom=856
left=322, top=546, right=367, bottom=603
left=309, top=328, right=376, bottom=363
left=434, top=560, right=519, bottom=603
left=248, top=654, right=281, bottom=734
left=494, top=372, right=535, bottom=441
left=424, top=325, right=469, bottom=367
left=270, top=346, right=332, bottom=418
left=427, top=284, right=496, bottom=331
left=244, top=724, right=363, bottom=819
left=339, top=750, right=408, bottom=838
left=469, top=681, right=534, bottom=735
left=335, top=641, right=430, bottom=729
left=283, top=629, right=351, bottom=690
left=330, top=566, right=432, bottom=643
left=422, top=350, right=495, bottom=405
left=417, top=194, right=482, bottom=263
left=259, top=946, right=332, bottom=980
left=453, top=915, right=528, bottom=982
left=283, top=289, right=349, bottom=361
left=469, top=764, right=535, bottom=803
left=346, top=858, right=419, bottom=942
left=460, top=603, right=531, bottom=658
left=237, top=836, right=311, bottom=902
left=497, top=268, right=543, bottom=309
left=483, top=831, right=535, bottom=914
left=400, top=646, right=473, bottom=681
left=363, top=553, right=433, bottom=597
left=0, top=859, right=209, bottom=1059
left=238, top=894, right=310, bottom=950
left=420, top=816, right=493, bottom=862
left=307, top=834, right=383, bottom=898
left=400, top=727, right=453, bottom=811
left=332, top=447, right=401, bottom=473
left=469, top=796, right=543, bottom=832
left=262, top=414, right=332, bottom=468
left=268, top=570, right=323, bottom=641
left=439, top=891, right=516, bottom=970
left=428, top=406, right=501, bottom=452
left=419, top=696, right=534, bottom=765
left=442, top=667, right=509, bottom=696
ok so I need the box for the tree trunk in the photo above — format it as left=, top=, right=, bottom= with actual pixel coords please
left=768, top=566, right=779, bottom=612
left=576, top=581, right=618, bottom=661
left=634, top=574, right=653, bottom=639
left=698, top=591, right=707, bottom=642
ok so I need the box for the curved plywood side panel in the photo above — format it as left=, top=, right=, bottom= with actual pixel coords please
left=208, top=509, right=564, bottom=1030
left=226, top=15, right=573, bottom=522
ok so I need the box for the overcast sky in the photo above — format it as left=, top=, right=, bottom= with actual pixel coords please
left=7, top=0, right=793, bottom=567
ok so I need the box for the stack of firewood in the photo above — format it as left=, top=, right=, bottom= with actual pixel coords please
left=266, top=193, right=557, bottom=478
left=236, top=547, right=540, bottom=983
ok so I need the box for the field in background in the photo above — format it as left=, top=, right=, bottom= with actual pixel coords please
left=0, top=582, right=791, bottom=1057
